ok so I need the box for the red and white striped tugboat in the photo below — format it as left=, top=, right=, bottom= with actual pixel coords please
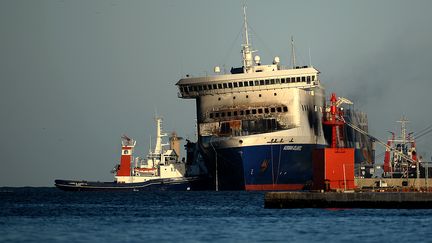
left=55, top=118, right=210, bottom=191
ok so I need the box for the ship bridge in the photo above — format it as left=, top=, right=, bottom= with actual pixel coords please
left=176, top=66, right=320, bottom=99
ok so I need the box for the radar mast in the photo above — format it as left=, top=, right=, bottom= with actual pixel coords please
left=242, top=4, right=254, bottom=73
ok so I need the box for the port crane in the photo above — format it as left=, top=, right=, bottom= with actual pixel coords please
left=330, top=94, right=418, bottom=179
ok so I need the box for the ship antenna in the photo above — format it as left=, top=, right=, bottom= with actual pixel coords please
left=242, top=4, right=253, bottom=73
left=291, top=36, right=296, bottom=68
left=308, top=47, right=312, bottom=67
left=149, top=135, right=152, bottom=153
left=243, top=4, right=250, bottom=47
left=397, top=116, right=409, bottom=145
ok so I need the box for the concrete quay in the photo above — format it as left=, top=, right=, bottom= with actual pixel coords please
left=355, top=178, right=432, bottom=189
left=265, top=191, right=432, bottom=209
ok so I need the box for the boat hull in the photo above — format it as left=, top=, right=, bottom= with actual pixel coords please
left=203, top=143, right=325, bottom=191
left=54, top=177, right=211, bottom=192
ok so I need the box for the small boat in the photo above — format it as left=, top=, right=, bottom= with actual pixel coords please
left=55, top=117, right=210, bottom=191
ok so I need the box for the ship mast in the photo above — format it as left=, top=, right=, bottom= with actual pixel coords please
left=242, top=4, right=253, bottom=73
left=397, top=116, right=409, bottom=146
left=291, top=36, right=296, bottom=68
left=154, top=117, right=167, bottom=154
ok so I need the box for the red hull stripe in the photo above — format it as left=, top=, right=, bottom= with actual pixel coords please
left=245, top=184, right=304, bottom=191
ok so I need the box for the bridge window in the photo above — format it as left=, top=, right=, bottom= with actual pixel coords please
left=270, top=107, right=276, bottom=113
left=260, top=80, right=264, bottom=85
left=233, top=111, right=238, bottom=116
left=252, top=109, right=257, bottom=114
left=296, top=77, right=301, bottom=82
left=265, top=108, right=269, bottom=113
left=277, top=107, right=282, bottom=112
left=302, top=76, right=306, bottom=82
left=246, top=110, right=250, bottom=115
left=221, top=112, right=225, bottom=117
left=244, top=81, right=248, bottom=87
left=210, top=113, right=214, bottom=118
left=283, top=106, right=288, bottom=112
left=276, top=79, right=280, bottom=84
left=223, top=83, right=228, bottom=89
left=312, top=75, right=315, bottom=81
left=234, top=82, right=238, bottom=88
left=270, top=79, right=275, bottom=84
left=228, top=83, right=233, bottom=88
left=307, top=76, right=311, bottom=84
left=218, top=84, right=222, bottom=89
left=258, top=108, right=263, bottom=114
left=255, top=80, right=259, bottom=86
left=281, top=78, right=286, bottom=83
left=265, top=79, right=270, bottom=85
left=249, top=81, right=254, bottom=86
left=239, top=82, right=243, bottom=87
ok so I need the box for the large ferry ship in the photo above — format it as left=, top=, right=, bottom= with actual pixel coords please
left=176, top=8, right=326, bottom=190
left=176, top=6, right=373, bottom=191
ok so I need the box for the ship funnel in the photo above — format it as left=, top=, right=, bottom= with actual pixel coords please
left=169, top=132, right=183, bottom=158
left=117, top=136, right=136, bottom=176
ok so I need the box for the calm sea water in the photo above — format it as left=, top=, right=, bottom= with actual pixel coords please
left=1, top=188, right=432, bottom=242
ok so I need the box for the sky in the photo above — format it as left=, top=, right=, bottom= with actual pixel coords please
left=1, top=0, right=432, bottom=186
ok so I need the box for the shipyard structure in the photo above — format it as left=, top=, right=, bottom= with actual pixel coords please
left=176, top=7, right=374, bottom=191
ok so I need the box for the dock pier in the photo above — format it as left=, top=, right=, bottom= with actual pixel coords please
left=264, top=191, right=432, bottom=209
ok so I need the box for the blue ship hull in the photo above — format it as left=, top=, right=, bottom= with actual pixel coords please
left=207, top=143, right=325, bottom=191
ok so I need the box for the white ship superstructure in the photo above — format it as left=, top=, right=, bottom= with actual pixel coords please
left=115, top=118, right=186, bottom=183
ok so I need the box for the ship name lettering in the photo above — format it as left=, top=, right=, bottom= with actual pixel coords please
left=283, top=145, right=302, bottom=151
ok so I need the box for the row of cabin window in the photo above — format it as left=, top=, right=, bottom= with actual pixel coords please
left=209, top=106, right=288, bottom=119
left=181, top=75, right=316, bottom=93
left=302, top=104, right=320, bottom=112
left=220, top=118, right=279, bottom=134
